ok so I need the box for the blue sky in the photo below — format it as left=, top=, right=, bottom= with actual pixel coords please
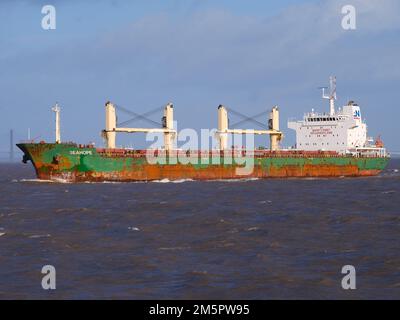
left=1, top=0, right=399, bottom=154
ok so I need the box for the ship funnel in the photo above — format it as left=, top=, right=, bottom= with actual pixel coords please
left=218, top=105, right=228, bottom=150
left=105, top=101, right=116, bottom=149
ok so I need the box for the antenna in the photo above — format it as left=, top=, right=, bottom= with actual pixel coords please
left=320, top=76, right=337, bottom=116
left=330, top=76, right=337, bottom=100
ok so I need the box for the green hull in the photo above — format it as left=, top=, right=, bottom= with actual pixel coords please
left=17, top=143, right=390, bottom=182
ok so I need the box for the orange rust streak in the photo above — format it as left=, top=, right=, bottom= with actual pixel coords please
left=34, top=163, right=381, bottom=182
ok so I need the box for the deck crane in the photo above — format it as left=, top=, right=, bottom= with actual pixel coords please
left=102, top=102, right=176, bottom=150
left=216, top=105, right=283, bottom=151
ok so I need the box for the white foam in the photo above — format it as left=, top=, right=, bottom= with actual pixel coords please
left=0, top=232, right=5, bottom=237
left=52, top=178, right=72, bottom=184
left=28, top=234, right=51, bottom=239
left=382, top=190, right=396, bottom=194
left=152, top=178, right=194, bottom=183
left=18, top=179, right=55, bottom=183
left=158, top=246, right=191, bottom=251
left=247, top=227, right=260, bottom=231
left=206, top=177, right=260, bottom=182
left=82, top=180, right=123, bottom=184
left=172, top=179, right=194, bottom=183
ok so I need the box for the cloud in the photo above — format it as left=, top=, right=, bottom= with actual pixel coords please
left=1, top=0, right=400, bottom=149
left=5, top=0, right=400, bottom=84
left=42, top=0, right=400, bottom=84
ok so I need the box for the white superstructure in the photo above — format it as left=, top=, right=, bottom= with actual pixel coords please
left=288, top=77, right=386, bottom=157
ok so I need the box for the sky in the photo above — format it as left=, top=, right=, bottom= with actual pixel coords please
left=1, top=0, right=399, bottom=157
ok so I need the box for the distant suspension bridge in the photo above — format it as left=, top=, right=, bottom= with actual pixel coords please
left=0, top=129, right=16, bottom=162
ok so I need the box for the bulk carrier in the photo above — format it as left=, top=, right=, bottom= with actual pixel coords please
left=17, top=77, right=389, bottom=182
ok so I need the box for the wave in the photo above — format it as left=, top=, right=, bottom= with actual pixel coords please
left=381, top=169, right=400, bottom=177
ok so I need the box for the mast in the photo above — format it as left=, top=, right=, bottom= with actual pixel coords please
left=163, top=103, right=174, bottom=151
left=320, top=76, right=337, bottom=116
left=105, top=101, right=116, bottom=149
left=269, top=106, right=280, bottom=151
left=52, top=103, right=61, bottom=143
left=217, top=105, right=229, bottom=150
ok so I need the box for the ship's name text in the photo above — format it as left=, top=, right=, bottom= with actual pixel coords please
left=69, top=150, right=93, bottom=155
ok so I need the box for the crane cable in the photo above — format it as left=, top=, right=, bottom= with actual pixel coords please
left=228, top=108, right=269, bottom=130
left=115, top=104, right=164, bottom=127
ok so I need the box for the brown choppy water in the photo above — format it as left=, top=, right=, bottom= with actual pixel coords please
left=0, top=160, right=399, bottom=299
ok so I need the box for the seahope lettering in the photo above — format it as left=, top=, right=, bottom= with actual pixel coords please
left=69, top=150, right=92, bottom=155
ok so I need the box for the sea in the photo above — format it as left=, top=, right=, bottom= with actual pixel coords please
left=0, top=160, right=399, bottom=299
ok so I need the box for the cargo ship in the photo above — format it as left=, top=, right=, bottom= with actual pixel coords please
left=17, top=77, right=389, bottom=182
